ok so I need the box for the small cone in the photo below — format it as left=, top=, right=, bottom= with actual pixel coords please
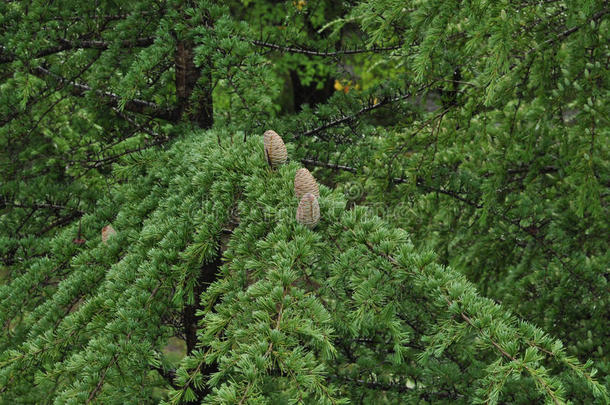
left=263, top=130, right=287, bottom=168
left=296, top=193, right=320, bottom=228
left=294, top=168, right=319, bottom=200
left=102, top=224, right=117, bottom=244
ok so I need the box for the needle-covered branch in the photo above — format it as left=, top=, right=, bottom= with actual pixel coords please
left=0, top=38, right=155, bottom=64
left=32, top=66, right=179, bottom=121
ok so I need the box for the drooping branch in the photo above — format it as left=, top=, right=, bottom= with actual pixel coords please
left=395, top=177, right=483, bottom=208
left=304, top=157, right=597, bottom=291
left=36, top=211, right=84, bottom=237
left=353, top=230, right=567, bottom=405
left=330, top=374, right=462, bottom=400
left=111, top=107, right=167, bottom=139
left=300, top=158, right=357, bottom=173
left=301, top=158, right=558, bottom=209
left=296, top=85, right=434, bottom=139
left=33, top=66, right=179, bottom=121
left=250, top=39, right=402, bottom=57
left=514, top=8, right=610, bottom=62
left=85, top=281, right=167, bottom=404
left=47, top=11, right=159, bottom=22
left=74, top=113, right=170, bottom=169
left=183, top=252, right=223, bottom=355
left=302, top=157, right=484, bottom=207
left=2, top=201, right=83, bottom=214
left=302, top=157, right=482, bottom=206
left=0, top=37, right=155, bottom=64
left=76, top=139, right=168, bottom=169
left=538, top=8, right=608, bottom=48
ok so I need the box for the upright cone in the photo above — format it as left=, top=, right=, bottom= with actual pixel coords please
left=294, top=168, right=319, bottom=200
left=263, top=130, right=287, bottom=168
left=296, top=193, right=320, bottom=228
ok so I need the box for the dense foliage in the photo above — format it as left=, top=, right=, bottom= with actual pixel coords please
left=1, top=0, right=608, bottom=403
left=1, top=135, right=606, bottom=404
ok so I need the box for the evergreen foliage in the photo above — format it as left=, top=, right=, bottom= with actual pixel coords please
left=1, top=135, right=607, bottom=404
left=1, top=0, right=608, bottom=403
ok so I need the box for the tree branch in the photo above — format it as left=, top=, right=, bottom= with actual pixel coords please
left=32, top=66, right=179, bottom=121
left=525, top=8, right=609, bottom=57
left=309, top=157, right=597, bottom=292
left=35, top=210, right=83, bottom=237
left=0, top=37, right=155, bottom=64
left=250, top=39, right=402, bottom=57
left=301, top=158, right=357, bottom=173
left=3, top=201, right=83, bottom=214
left=297, top=88, right=431, bottom=138
left=330, top=375, right=413, bottom=393
left=302, top=157, right=479, bottom=207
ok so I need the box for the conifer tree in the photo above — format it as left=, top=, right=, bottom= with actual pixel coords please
left=1, top=0, right=608, bottom=404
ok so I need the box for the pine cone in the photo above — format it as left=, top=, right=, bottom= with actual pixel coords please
left=101, top=224, right=117, bottom=244
left=263, top=130, right=287, bottom=168
left=296, top=193, right=320, bottom=228
left=294, top=168, right=319, bottom=200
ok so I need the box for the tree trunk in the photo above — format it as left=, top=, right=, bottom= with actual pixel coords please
left=175, top=39, right=213, bottom=128
left=182, top=252, right=221, bottom=403
left=183, top=252, right=222, bottom=354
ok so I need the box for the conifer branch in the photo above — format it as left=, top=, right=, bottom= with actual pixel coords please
left=0, top=37, right=155, bottom=64
left=304, top=157, right=598, bottom=292
left=36, top=211, right=84, bottom=237
left=331, top=375, right=413, bottom=393
left=86, top=354, right=118, bottom=404
left=539, top=8, right=608, bottom=48
left=249, top=39, right=402, bottom=57
left=38, top=11, right=160, bottom=23
left=0, top=327, right=77, bottom=373
left=1, top=50, right=104, bottom=126
left=58, top=108, right=169, bottom=170
left=454, top=304, right=562, bottom=405
left=301, top=159, right=357, bottom=173
left=226, top=75, right=265, bottom=129
left=405, top=180, right=483, bottom=208
left=333, top=373, right=462, bottom=400
left=32, top=66, right=179, bottom=121
left=297, top=87, right=433, bottom=138
left=2, top=201, right=83, bottom=214
left=515, top=8, right=609, bottom=61
left=85, top=281, right=165, bottom=403
left=237, top=285, right=288, bottom=405
left=352, top=229, right=566, bottom=405
left=111, top=107, right=166, bottom=139
left=77, top=138, right=170, bottom=169
left=301, top=158, right=481, bottom=207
